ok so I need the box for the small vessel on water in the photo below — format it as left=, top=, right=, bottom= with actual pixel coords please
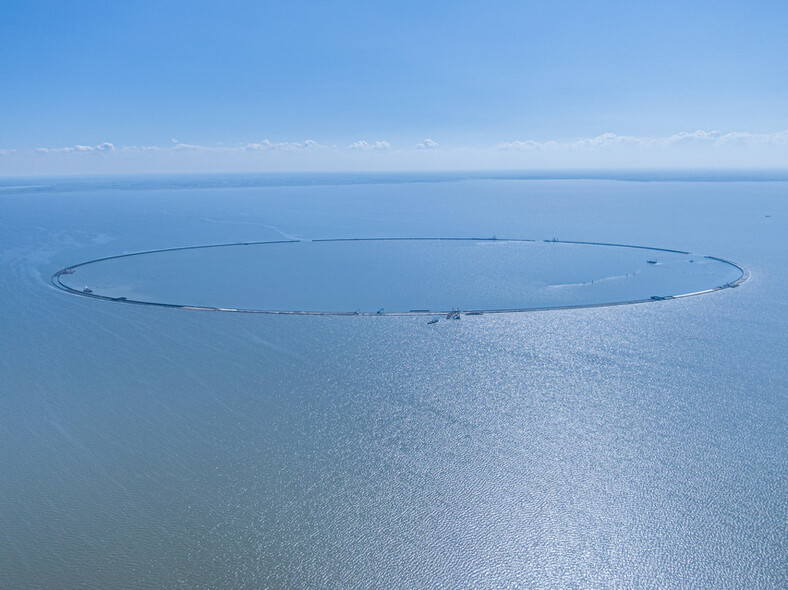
left=445, top=308, right=461, bottom=320
left=647, top=260, right=657, bottom=264
left=62, top=268, right=75, bottom=274
left=82, top=286, right=92, bottom=294
left=427, top=318, right=439, bottom=325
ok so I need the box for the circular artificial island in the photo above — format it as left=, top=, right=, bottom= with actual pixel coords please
left=53, top=238, right=748, bottom=316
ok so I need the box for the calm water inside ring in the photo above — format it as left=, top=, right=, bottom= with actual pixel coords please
left=54, top=237, right=746, bottom=314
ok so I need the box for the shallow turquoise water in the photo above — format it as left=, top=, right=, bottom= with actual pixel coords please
left=0, top=175, right=785, bottom=588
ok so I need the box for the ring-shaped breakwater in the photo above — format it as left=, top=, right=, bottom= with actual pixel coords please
left=52, top=237, right=748, bottom=316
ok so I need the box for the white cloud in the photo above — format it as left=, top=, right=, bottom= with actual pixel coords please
left=244, top=139, right=273, bottom=151
left=31, top=139, right=332, bottom=154
left=172, top=142, right=210, bottom=151
left=571, top=133, right=642, bottom=148
left=244, top=139, right=327, bottom=151
left=123, top=145, right=161, bottom=152
left=663, top=129, right=788, bottom=146
left=498, top=134, right=645, bottom=151
left=35, top=142, right=116, bottom=154
left=497, top=129, right=788, bottom=151
left=348, top=140, right=391, bottom=151
left=664, top=130, right=722, bottom=144
left=13, top=128, right=788, bottom=175
left=24, top=129, right=788, bottom=160
left=415, top=138, right=439, bottom=149
left=497, top=140, right=544, bottom=151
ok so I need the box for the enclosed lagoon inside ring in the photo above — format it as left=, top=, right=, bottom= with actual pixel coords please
left=53, top=237, right=747, bottom=315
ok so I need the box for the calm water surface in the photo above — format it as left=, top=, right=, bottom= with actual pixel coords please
left=0, top=175, right=785, bottom=588
left=56, top=238, right=742, bottom=313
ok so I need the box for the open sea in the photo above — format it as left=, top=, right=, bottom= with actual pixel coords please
left=0, top=173, right=785, bottom=588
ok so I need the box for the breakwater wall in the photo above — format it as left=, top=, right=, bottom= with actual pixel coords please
left=51, top=237, right=749, bottom=316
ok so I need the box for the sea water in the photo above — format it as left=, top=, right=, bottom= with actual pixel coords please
left=0, top=174, right=785, bottom=588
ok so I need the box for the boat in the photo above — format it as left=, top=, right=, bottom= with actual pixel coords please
left=62, top=268, right=75, bottom=274
left=427, top=318, right=439, bottom=325
left=82, top=286, right=92, bottom=293
left=647, top=260, right=657, bottom=264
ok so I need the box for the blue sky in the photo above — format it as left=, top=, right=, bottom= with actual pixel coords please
left=1, top=0, right=787, bottom=174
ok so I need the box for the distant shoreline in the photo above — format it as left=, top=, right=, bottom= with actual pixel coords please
left=3, top=169, right=788, bottom=195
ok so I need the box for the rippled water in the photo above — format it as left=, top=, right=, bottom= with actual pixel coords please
left=0, top=175, right=786, bottom=588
